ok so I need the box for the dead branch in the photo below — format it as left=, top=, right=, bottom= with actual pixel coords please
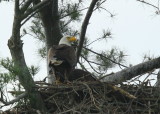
left=103, top=57, right=160, bottom=84
left=1, top=92, right=27, bottom=107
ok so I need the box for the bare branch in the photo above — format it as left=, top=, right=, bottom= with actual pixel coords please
left=21, top=0, right=51, bottom=20
left=103, top=57, right=160, bottom=84
left=76, top=0, right=99, bottom=62
left=20, top=0, right=33, bottom=13
left=137, top=0, right=159, bottom=10
left=137, top=0, right=160, bottom=14
left=1, top=92, right=27, bottom=106
left=81, top=54, right=103, bottom=75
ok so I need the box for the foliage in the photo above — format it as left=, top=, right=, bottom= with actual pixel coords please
left=0, top=58, right=18, bottom=85
left=96, top=48, right=125, bottom=73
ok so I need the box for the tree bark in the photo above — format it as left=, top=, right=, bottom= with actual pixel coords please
left=103, top=57, right=160, bottom=84
left=8, top=0, right=47, bottom=112
left=35, top=0, right=62, bottom=51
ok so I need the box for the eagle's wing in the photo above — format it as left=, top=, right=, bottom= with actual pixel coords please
left=47, top=46, right=58, bottom=84
left=66, top=46, right=76, bottom=68
left=55, top=44, right=76, bottom=68
left=48, top=45, right=77, bottom=83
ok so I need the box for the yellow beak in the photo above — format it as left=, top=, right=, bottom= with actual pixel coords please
left=68, top=36, right=77, bottom=42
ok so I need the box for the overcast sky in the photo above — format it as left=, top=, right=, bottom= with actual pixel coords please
left=0, top=0, right=160, bottom=81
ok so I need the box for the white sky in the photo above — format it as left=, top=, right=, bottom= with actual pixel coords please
left=0, top=0, right=160, bottom=81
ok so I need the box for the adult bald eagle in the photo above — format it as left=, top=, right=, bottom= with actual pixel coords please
left=48, top=36, right=77, bottom=84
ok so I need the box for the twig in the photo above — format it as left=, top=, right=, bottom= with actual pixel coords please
left=137, top=0, right=159, bottom=10
left=86, top=37, right=104, bottom=47
left=1, top=92, right=27, bottom=106
left=81, top=54, right=103, bottom=75
left=82, top=82, right=100, bottom=110
left=108, top=84, right=137, bottom=99
left=78, top=61, right=89, bottom=72
left=83, top=47, right=128, bottom=68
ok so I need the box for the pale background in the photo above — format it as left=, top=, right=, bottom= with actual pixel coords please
left=0, top=0, right=160, bottom=111
left=0, top=0, right=160, bottom=81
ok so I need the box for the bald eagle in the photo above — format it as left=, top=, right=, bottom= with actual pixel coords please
left=48, top=36, right=77, bottom=84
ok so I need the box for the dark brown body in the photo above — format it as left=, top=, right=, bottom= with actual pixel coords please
left=48, top=44, right=76, bottom=83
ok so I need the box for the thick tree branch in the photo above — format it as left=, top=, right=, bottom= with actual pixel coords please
left=20, top=0, right=33, bottom=13
left=21, top=0, right=51, bottom=20
left=76, top=0, right=99, bottom=62
left=103, top=57, right=160, bottom=84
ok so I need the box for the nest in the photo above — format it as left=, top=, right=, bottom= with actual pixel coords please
left=3, top=81, right=160, bottom=114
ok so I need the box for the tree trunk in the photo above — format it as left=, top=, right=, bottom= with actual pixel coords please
left=8, top=0, right=47, bottom=112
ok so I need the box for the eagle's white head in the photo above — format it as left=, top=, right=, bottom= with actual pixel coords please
left=59, top=36, right=77, bottom=46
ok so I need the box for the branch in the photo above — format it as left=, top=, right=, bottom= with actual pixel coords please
left=102, top=57, right=160, bottom=84
left=21, top=7, right=41, bottom=26
left=20, top=0, right=33, bottom=13
left=76, top=0, right=99, bottom=62
left=83, top=47, right=128, bottom=68
left=21, top=0, right=51, bottom=20
left=81, top=54, right=104, bottom=75
left=137, top=0, right=159, bottom=10
left=1, top=92, right=27, bottom=107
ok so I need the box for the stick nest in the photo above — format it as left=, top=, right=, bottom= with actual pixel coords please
left=3, top=81, right=160, bottom=114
